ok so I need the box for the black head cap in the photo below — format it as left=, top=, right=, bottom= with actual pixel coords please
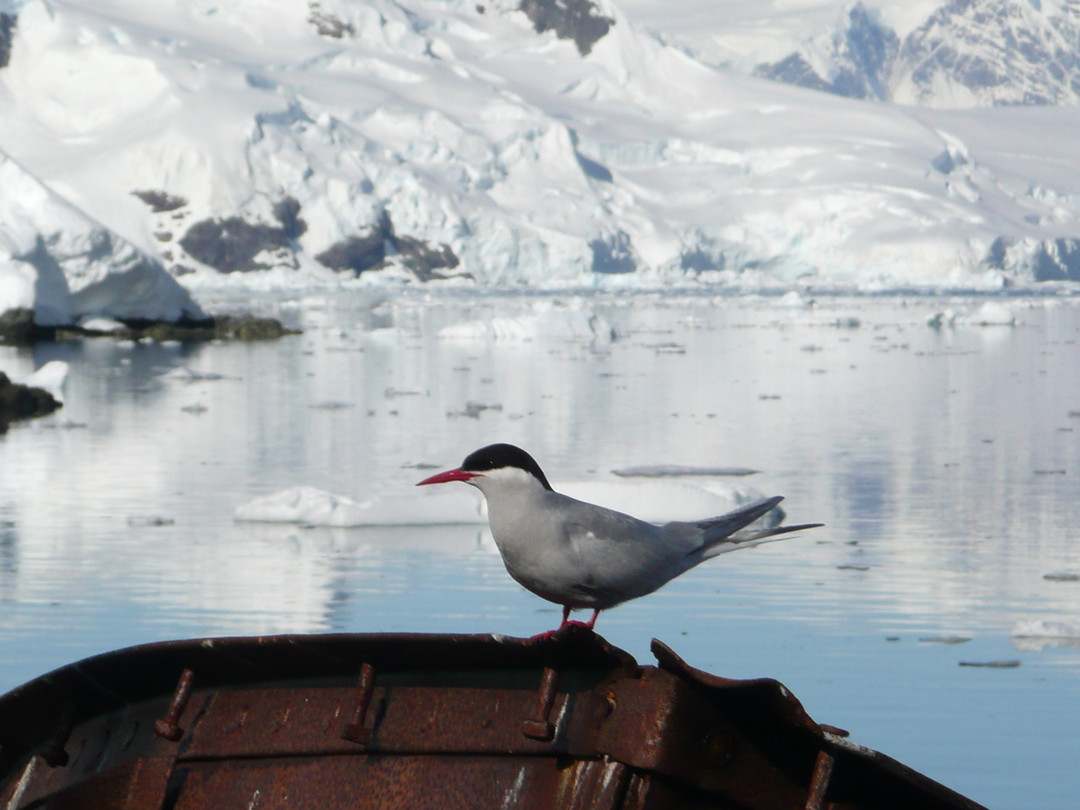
left=461, top=443, right=553, bottom=491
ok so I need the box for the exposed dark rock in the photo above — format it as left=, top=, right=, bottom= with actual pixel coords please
left=316, top=228, right=388, bottom=274
left=395, top=236, right=460, bottom=280
left=519, top=0, right=613, bottom=56
left=756, top=53, right=834, bottom=95
left=0, top=371, right=61, bottom=433
left=590, top=231, right=636, bottom=274
left=98, top=314, right=299, bottom=342
left=0, top=308, right=41, bottom=345
left=272, top=196, right=307, bottom=240
left=315, top=212, right=460, bottom=280
left=0, top=12, right=15, bottom=70
left=132, top=190, right=188, bottom=213
left=755, top=4, right=898, bottom=100
left=179, top=216, right=291, bottom=273
left=308, top=4, right=355, bottom=38
left=837, top=3, right=899, bottom=100
left=680, top=247, right=724, bottom=273
left=178, top=197, right=306, bottom=272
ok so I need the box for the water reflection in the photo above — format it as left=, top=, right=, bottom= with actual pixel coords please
left=2, top=292, right=1080, bottom=809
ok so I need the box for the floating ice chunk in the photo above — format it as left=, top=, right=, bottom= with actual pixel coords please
left=961, top=302, right=1015, bottom=326
left=234, top=486, right=488, bottom=527
left=27, top=361, right=69, bottom=403
left=776, top=291, right=811, bottom=308
left=926, top=309, right=959, bottom=328
left=80, top=317, right=127, bottom=333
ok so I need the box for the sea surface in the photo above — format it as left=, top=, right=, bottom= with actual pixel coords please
left=2, top=289, right=1080, bottom=809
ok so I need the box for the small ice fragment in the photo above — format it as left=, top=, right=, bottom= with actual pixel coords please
left=80, top=317, right=127, bottom=334
left=918, top=635, right=972, bottom=645
left=961, top=302, right=1015, bottom=326
left=777, top=290, right=810, bottom=308
left=234, top=485, right=487, bottom=527
left=27, top=361, right=69, bottom=403
left=926, top=309, right=958, bottom=328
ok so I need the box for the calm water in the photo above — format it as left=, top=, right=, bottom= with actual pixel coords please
left=3, top=289, right=1080, bottom=809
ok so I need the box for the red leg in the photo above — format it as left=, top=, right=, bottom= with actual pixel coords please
left=530, top=606, right=599, bottom=641
left=559, top=605, right=572, bottom=629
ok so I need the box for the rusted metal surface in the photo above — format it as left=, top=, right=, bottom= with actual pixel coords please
left=0, top=630, right=988, bottom=810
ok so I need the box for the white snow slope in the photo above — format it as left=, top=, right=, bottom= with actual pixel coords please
left=3, top=0, right=1080, bottom=319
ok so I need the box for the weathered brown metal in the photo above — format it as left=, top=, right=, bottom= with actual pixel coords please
left=521, top=665, right=560, bottom=741
left=805, top=749, right=836, bottom=810
left=154, top=667, right=194, bottom=741
left=0, top=630, right=989, bottom=810
left=341, top=661, right=377, bottom=744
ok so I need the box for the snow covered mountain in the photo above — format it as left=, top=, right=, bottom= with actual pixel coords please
left=3, top=0, right=1080, bottom=325
left=755, top=1, right=1080, bottom=108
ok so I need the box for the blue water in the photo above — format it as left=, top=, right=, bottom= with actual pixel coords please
left=2, top=290, right=1080, bottom=809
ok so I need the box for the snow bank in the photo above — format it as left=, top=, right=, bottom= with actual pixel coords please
left=0, top=150, right=204, bottom=326
left=234, top=479, right=776, bottom=528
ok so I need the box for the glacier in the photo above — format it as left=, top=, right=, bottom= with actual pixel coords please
left=3, top=0, right=1080, bottom=323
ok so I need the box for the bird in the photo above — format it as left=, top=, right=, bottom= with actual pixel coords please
left=417, top=443, right=822, bottom=636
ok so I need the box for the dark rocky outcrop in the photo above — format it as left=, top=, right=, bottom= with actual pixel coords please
left=0, top=372, right=61, bottom=433
left=1, top=12, right=15, bottom=69
left=394, top=236, right=460, bottom=280
left=519, top=0, right=613, bottom=56
left=132, top=190, right=188, bottom=213
left=79, top=314, right=299, bottom=342
left=316, top=224, right=390, bottom=274
left=590, top=231, right=636, bottom=274
left=2, top=309, right=297, bottom=345
left=0, top=308, right=42, bottom=345
left=316, top=212, right=461, bottom=280
left=179, top=197, right=305, bottom=273
left=308, top=3, right=355, bottom=38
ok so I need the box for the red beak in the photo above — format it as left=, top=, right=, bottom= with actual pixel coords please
left=416, top=468, right=480, bottom=486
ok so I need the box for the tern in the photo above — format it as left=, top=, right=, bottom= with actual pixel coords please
left=417, top=443, right=822, bottom=636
